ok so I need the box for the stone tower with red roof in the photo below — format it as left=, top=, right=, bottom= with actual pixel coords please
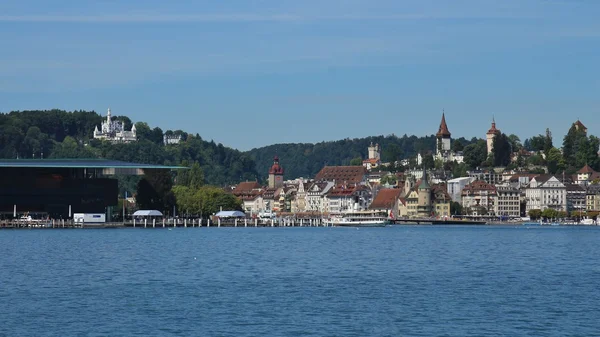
left=268, top=155, right=285, bottom=188
left=486, top=117, right=500, bottom=155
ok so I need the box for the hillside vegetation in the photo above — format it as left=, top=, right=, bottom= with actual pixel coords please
left=0, top=109, right=259, bottom=188
left=246, top=135, right=476, bottom=180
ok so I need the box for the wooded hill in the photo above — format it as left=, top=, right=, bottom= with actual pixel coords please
left=0, top=109, right=260, bottom=188
left=246, top=135, right=476, bottom=180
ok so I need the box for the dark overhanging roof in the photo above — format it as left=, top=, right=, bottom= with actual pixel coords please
left=0, top=159, right=185, bottom=169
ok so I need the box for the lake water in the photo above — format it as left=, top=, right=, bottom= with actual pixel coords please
left=1, top=226, right=599, bottom=336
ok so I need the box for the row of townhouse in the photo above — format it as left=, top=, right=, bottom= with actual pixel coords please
left=449, top=164, right=600, bottom=218
left=231, top=166, right=375, bottom=215
left=230, top=157, right=600, bottom=219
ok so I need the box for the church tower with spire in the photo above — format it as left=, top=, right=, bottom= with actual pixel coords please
left=436, top=112, right=452, bottom=155
left=268, top=155, right=285, bottom=188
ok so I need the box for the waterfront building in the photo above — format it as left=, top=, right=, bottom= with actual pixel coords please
left=232, top=181, right=264, bottom=214
left=586, top=184, right=600, bottom=211
left=0, top=159, right=181, bottom=219
left=405, top=188, right=420, bottom=218
left=461, top=180, right=498, bottom=216
left=404, top=170, right=433, bottom=218
left=397, top=198, right=408, bottom=218
left=93, top=108, right=137, bottom=143
left=417, top=170, right=432, bottom=217
left=431, top=183, right=451, bottom=218
left=566, top=183, right=586, bottom=214
left=262, top=187, right=283, bottom=212
left=486, top=118, right=500, bottom=155
left=293, top=180, right=309, bottom=213
left=326, top=184, right=371, bottom=214
left=496, top=186, right=521, bottom=218
left=268, top=156, right=285, bottom=188
left=404, top=172, right=450, bottom=218
left=369, top=188, right=401, bottom=218
left=525, top=175, right=567, bottom=212
left=305, top=181, right=334, bottom=212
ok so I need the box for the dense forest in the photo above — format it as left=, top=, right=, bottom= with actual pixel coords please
left=246, top=134, right=477, bottom=180
left=0, top=110, right=260, bottom=189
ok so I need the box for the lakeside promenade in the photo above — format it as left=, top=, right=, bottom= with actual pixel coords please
left=1, top=218, right=596, bottom=229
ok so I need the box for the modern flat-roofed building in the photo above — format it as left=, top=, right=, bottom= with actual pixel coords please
left=0, top=159, right=182, bottom=219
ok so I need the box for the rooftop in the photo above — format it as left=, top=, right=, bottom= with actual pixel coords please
left=369, top=188, right=401, bottom=209
left=436, top=112, right=451, bottom=138
left=315, top=166, right=366, bottom=184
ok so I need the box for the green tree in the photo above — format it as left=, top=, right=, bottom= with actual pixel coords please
left=463, top=140, right=488, bottom=169
left=176, top=162, right=204, bottom=189
left=421, top=153, right=435, bottom=169
left=380, top=174, right=397, bottom=185
left=452, top=140, right=464, bottom=152
left=382, top=143, right=403, bottom=163
left=562, top=124, right=586, bottom=167
left=541, top=208, right=558, bottom=219
left=528, top=209, right=542, bottom=220
left=50, top=136, right=95, bottom=158
left=525, top=135, right=546, bottom=152
left=527, top=154, right=545, bottom=167
left=545, top=147, right=566, bottom=174
left=451, top=162, right=468, bottom=178
left=515, top=153, right=526, bottom=169
left=507, top=134, right=522, bottom=152
left=134, top=122, right=151, bottom=141
left=543, top=128, right=553, bottom=156
left=450, top=201, right=463, bottom=215
left=492, top=133, right=512, bottom=167
left=349, top=157, right=363, bottom=166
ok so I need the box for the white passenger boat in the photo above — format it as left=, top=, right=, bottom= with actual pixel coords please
left=324, top=211, right=389, bottom=227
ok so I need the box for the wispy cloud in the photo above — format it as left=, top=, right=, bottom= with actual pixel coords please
left=0, top=13, right=536, bottom=23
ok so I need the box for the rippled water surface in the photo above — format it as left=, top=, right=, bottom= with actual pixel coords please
left=1, top=226, right=600, bottom=336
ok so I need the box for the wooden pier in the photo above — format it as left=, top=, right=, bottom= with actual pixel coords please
left=0, top=219, right=82, bottom=229
left=390, top=218, right=488, bottom=225
left=0, top=217, right=330, bottom=229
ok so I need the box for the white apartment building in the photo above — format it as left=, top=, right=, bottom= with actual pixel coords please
left=305, top=181, right=334, bottom=212
left=525, top=175, right=567, bottom=212
left=447, top=177, right=475, bottom=203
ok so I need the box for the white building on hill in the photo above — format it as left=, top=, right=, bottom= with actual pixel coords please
left=93, top=108, right=137, bottom=143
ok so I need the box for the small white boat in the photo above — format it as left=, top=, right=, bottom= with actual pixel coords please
left=580, top=218, right=596, bottom=225
left=324, top=211, right=388, bottom=227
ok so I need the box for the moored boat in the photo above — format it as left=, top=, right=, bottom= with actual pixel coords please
left=324, top=211, right=388, bottom=227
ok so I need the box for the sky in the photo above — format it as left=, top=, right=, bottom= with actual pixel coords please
left=1, top=0, right=599, bottom=151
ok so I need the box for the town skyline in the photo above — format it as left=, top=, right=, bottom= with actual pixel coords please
left=1, top=0, right=599, bottom=150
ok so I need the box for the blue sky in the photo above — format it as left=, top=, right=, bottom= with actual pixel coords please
left=1, top=0, right=598, bottom=150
